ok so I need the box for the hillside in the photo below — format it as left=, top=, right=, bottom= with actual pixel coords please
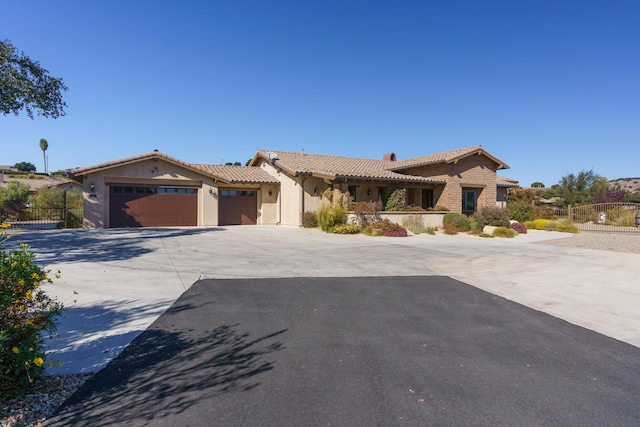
left=610, top=177, right=640, bottom=193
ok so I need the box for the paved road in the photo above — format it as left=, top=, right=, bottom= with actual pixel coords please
left=46, top=276, right=640, bottom=426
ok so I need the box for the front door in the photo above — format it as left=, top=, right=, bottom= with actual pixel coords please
left=462, top=189, right=476, bottom=214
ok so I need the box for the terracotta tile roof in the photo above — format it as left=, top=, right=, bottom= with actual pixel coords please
left=194, top=164, right=279, bottom=184
left=255, top=150, right=447, bottom=184
left=69, top=151, right=200, bottom=176
left=69, top=151, right=279, bottom=185
left=496, top=176, right=519, bottom=187
left=388, top=145, right=509, bottom=171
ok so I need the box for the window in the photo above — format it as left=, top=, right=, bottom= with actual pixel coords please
left=421, top=189, right=434, bottom=209
left=348, top=186, right=357, bottom=202
left=462, top=189, right=476, bottom=213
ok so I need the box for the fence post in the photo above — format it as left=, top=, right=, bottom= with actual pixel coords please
left=63, top=190, right=68, bottom=229
left=568, top=205, right=572, bottom=223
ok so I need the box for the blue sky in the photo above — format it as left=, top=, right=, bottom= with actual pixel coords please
left=2, top=0, right=639, bottom=187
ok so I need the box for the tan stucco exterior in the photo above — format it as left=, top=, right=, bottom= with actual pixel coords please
left=71, top=147, right=515, bottom=229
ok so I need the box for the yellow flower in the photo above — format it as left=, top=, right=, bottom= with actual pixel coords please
left=31, top=273, right=40, bottom=279
left=21, top=262, right=27, bottom=267
left=1, top=222, right=10, bottom=228
left=26, top=290, right=33, bottom=299
left=12, top=347, right=19, bottom=354
left=20, top=243, right=29, bottom=247
left=17, top=279, right=25, bottom=286
left=34, top=357, right=44, bottom=367
left=26, top=319, right=33, bottom=325
left=11, top=261, right=18, bottom=268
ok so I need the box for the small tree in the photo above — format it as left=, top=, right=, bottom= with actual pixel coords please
left=384, top=188, right=407, bottom=211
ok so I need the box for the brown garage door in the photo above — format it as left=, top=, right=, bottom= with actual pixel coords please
left=109, top=186, right=197, bottom=228
left=218, top=189, right=257, bottom=225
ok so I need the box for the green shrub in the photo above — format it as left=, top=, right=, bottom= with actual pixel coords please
left=544, top=221, right=557, bottom=231
left=523, top=220, right=535, bottom=229
left=384, top=188, right=407, bottom=211
left=533, top=219, right=552, bottom=230
left=492, top=227, right=516, bottom=238
left=329, top=224, right=362, bottom=234
left=402, top=215, right=427, bottom=234
left=605, top=207, right=635, bottom=227
left=302, top=211, right=318, bottom=228
left=318, top=205, right=347, bottom=232
left=474, top=206, right=510, bottom=229
left=1, top=226, right=63, bottom=400
left=507, top=200, right=534, bottom=223
left=555, top=220, right=579, bottom=233
left=362, top=225, right=384, bottom=236
left=443, top=213, right=471, bottom=232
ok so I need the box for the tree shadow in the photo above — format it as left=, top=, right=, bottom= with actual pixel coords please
left=46, top=300, right=178, bottom=374
left=3, top=227, right=223, bottom=264
left=48, top=321, right=286, bottom=426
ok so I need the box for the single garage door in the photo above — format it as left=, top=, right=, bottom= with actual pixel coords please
left=109, top=185, right=198, bottom=228
left=218, top=189, right=257, bottom=225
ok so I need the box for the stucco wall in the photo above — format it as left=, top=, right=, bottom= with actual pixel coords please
left=81, top=159, right=212, bottom=228
left=259, top=160, right=302, bottom=226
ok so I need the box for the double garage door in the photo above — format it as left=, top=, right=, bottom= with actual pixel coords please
left=109, top=185, right=257, bottom=227
left=109, top=185, right=198, bottom=228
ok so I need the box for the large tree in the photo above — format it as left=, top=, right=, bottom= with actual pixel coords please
left=0, top=39, right=68, bottom=118
left=11, top=161, right=37, bottom=172
left=547, top=170, right=609, bottom=208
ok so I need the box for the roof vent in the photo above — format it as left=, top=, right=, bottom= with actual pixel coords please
left=383, top=152, right=396, bottom=161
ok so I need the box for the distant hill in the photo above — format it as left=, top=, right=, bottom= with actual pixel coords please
left=610, top=177, right=640, bottom=193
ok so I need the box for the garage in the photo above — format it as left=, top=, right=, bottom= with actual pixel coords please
left=109, top=185, right=198, bottom=227
left=218, top=189, right=258, bottom=225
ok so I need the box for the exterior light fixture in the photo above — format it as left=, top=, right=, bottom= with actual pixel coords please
left=314, top=186, right=318, bottom=195
left=90, top=183, right=95, bottom=193
left=268, top=189, right=273, bottom=196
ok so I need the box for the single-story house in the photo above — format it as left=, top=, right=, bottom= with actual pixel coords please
left=68, top=146, right=518, bottom=228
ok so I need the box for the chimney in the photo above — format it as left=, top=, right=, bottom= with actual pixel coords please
left=383, top=152, right=396, bottom=161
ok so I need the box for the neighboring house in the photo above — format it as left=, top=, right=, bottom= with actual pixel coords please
left=69, top=146, right=517, bottom=228
left=496, top=176, right=520, bottom=208
left=0, top=175, right=82, bottom=193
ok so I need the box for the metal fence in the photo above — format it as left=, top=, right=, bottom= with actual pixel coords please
left=554, top=203, right=640, bottom=233
left=3, top=206, right=83, bottom=230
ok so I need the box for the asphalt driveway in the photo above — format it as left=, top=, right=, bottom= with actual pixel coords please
left=46, top=276, right=640, bottom=426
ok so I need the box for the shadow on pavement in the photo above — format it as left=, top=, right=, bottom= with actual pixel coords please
left=48, top=317, right=286, bottom=426
left=48, top=300, right=178, bottom=374
left=5, top=227, right=220, bottom=264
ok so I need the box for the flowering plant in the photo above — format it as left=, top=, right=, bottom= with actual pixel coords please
left=372, top=219, right=408, bottom=237
left=0, top=224, right=63, bottom=400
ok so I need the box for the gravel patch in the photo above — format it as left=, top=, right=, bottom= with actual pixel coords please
left=535, top=231, right=640, bottom=254
left=1, top=374, right=93, bottom=427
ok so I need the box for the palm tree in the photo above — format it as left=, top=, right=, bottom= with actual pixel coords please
left=39, top=138, right=48, bottom=174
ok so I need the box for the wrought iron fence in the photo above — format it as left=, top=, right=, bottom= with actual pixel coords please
left=3, top=206, right=83, bottom=230
left=554, top=203, right=640, bottom=232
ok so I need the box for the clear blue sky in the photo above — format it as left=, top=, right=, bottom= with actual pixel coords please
left=2, top=0, right=639, bottom=188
